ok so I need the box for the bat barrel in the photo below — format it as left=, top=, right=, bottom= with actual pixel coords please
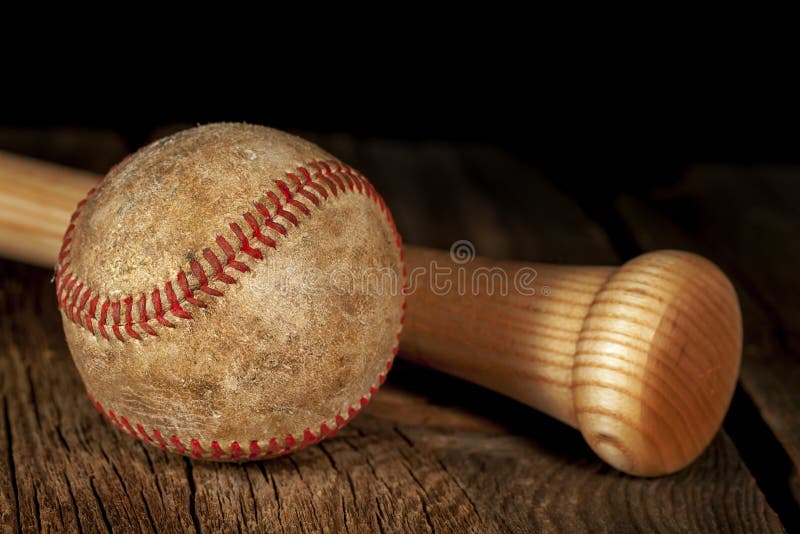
left=401, top=247, right=742, bottom=476
left=572, top=250, right=741, bottom=476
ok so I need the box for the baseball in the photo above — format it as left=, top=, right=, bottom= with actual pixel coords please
left=55, top=123, right=406, bottom=460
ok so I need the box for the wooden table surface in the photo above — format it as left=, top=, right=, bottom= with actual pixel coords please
left=0, top=127, right=796, bottom=532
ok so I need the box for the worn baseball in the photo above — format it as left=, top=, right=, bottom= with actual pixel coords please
left=55, top=123, right=406, bottom=460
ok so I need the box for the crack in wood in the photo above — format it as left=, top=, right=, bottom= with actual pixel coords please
left=184, top=458, right=201, bottom=534
left=63, top=473, right=83, bottom=534
left=3, top=398, right=21, bottom=534
left=89, top=477, right=112, bottom=533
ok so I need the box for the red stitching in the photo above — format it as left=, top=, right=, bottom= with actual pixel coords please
left=152, top=430, right=168, bottom=450
left=177, top=271, right=206, bottom=308
left=243, top=213, right=276, bottom=249
left=165, top=281, right=192, bottom=320
left=230, top=222, right=263, bottom=260
left=190, top=440, right=205, bottom=459
left=230, top=442, right=244, bottom=460
left=216, top=236, right=249, bottom=272
left=107, top=409, right=119, bottom=426
left=254, top=202, right=288, bottom=235
left=286, top=172, right=322, bottom=207
left=204, top=248, right=236, bottom=284
left=170, top=436, right=186, bottom=455
left=87, top=295, right=99, bottom=320
left=345, top=165, right=363, bottom=194
left=320, top=162, right=346, bottom=192
left=189, top=260, right=221, bottom=297
left=68, top=284, right=83, bottom=322
left=120, top=417, right=138, bottom=438
left=296, top=167, right=328, bottom=200
left=267, top=191, right=299, bottom=226
left=86, top=295, right=99, bottom=335
left=302, top=429, right=317, bottom=446
left=75, top=289, right=91, bottom=326
left=111, top=300, right=124, bottom=341
left=59, top=238, right=72, bottom=263
left=98, top=300, right=110, bottom=340
left=309, top=163, right=338, bottom=196
left=61, top=276, right=77, bottom=309
left=248, top=441, right=262, bottom=460
left=136, top=424, right=152, bottom=443
left=123, top=297, right=141, bottom=340
left=136, top=295, right=157, bottom=336
left=336, top=163, right=356, bottom=192
left=152, top=289, right=175, bottom=328
left=276, top=179, right=312, bottom=214
left=56, top=270, right=69, bottom=303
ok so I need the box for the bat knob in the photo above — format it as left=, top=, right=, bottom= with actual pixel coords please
left=572, top=250, right=742, bottom=476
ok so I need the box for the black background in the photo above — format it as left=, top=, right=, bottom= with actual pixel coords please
left=3, top=59, right=798, bottom=176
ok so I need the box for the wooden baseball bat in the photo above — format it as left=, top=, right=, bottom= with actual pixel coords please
left=0, top=150, right=742, bottom=477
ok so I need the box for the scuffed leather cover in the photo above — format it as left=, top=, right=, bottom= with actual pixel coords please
left=56, top=123, right=405, bottom=460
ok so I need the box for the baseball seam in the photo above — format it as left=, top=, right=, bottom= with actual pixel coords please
left=57, top=157, right=407, bottom=460
left=55, top=160, right=403, bottom=342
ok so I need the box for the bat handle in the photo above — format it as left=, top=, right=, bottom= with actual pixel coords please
left=400, top=246, right=742, bottom=476
left=0, top=151, right=99, bottom=267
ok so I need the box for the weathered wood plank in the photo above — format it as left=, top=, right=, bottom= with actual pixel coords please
left=0, top=258, right=783, bottom=532
left=0, top=131, right=786, bottom=532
